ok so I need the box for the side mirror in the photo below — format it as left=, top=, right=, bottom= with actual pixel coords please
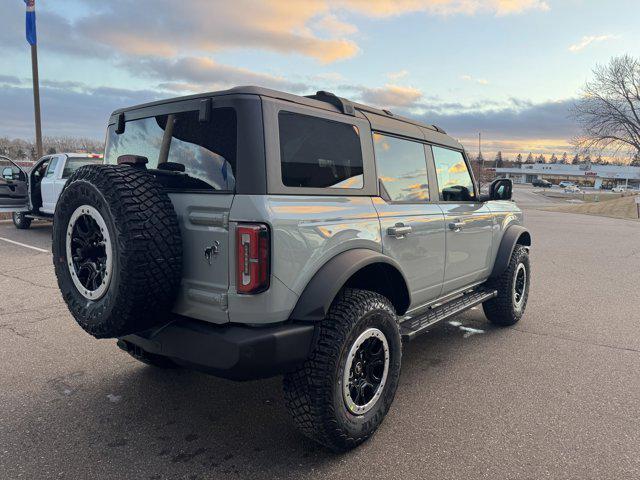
left=2, top=167, right=13, bottom=181
left=489, top=178, right=513, bottom=201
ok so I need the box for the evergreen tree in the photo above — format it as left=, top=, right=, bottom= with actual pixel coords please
left=561, top=152, right=568, bottom=164
left=549, top=153, right=558, bottom=164
left=584, top=154, right=592, bottom=165
left=525, top=152, right=534, bottom=164
left=630, top=153, right=640, bottom=167
left=536, top=154, right=546, bottom=163
left=46, top=147, right=57, bottom=155
left=572, top=154, right=580, bottom=165
left=494, top=151, right=504, bottom=168
left=515, top=153, right=523, bottom=164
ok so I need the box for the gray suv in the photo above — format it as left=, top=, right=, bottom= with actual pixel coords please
left=51, top=86, right=531, bottom=451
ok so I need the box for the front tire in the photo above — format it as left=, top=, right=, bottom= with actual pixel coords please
left=12, top=212, right=32, bottom=230
left=283, top=289, right=402, bottom=451
left=483, top=245, right=530, bottom=326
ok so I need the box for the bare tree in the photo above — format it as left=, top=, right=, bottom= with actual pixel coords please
left=571, top=55, right=640, bottom=158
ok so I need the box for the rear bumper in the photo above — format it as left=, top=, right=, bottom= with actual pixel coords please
left=118, top=319, right=315, bottom=381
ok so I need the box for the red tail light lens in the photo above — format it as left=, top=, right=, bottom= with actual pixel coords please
left=236, top=223, right=270, bottom=294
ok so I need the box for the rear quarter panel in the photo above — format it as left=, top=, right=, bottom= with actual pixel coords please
left=228, top=194, right=382, bottom=324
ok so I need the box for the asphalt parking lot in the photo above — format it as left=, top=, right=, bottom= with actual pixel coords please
left=1, top=188, right=639, bottom=479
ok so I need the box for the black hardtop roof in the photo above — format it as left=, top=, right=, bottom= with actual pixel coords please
left=110, top=85, right=462, bottom=150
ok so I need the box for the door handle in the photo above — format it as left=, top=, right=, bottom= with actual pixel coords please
left=387, top=223, right=412, bottom=239
left=448, top=221, right=464, bottom=232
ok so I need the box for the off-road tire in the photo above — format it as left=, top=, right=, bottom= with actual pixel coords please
left=12, top=211, right=31, bottom=230
left=283, top=289, right=402, bottom=452
left=483, top=245, right=530, bottom=326
left=52, top=164, right=182, bottom=338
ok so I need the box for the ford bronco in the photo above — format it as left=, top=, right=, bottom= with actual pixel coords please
left=50, top=87, right=531, bottom=451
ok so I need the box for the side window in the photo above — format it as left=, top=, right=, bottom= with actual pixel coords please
left=45, top=157, right=59, bottom=178
left=279, top=111, right=363, bottom=189
left=432, top=146, right=476, bottom=201
left=105, top=107, right=237, bottom=191
left=62, top=158, right=103, bottom=179
left=373, top=133, right=430, bottom=202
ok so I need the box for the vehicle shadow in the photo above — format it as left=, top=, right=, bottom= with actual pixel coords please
left=13, top=311, right=503, bottom=479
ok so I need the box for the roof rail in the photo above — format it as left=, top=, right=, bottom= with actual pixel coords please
left=432, top=124, right=447, bottom=134
left=305, top=91, right=356, bottom=116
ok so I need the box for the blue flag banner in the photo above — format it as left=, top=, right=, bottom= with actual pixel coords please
left=24, top=0, right=37, bottom=45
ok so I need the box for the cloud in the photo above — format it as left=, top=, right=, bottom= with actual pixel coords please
left=120, top=56, right=311, bottom=94
left=358, top=84, right=423, bottom=108
left=460, top=74, right=489, bottom=85
left=387, top=70, right=409, bottom=80
left=333, top=0, right=549, bottom=17
left=568, top=34, right=620, bottom=52
left=0, top=83, right=160, bottom=139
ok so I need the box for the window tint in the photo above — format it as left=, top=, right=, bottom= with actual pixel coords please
left=432, top=146, right=476, bottom=201
left=279, top=111, right=363, bottom=189
left=45, top=157, right=59, bottom=178
left=373, top=133, right=430, bottom=202
left=62, top=157, right=103, bottom=179
left=105, top=108, right=237, bottom=191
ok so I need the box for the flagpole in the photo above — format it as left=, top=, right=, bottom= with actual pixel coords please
left=30, top=42, right=43, bottom=158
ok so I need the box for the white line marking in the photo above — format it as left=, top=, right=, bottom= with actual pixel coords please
left=0, top=237, right=49, bottom=253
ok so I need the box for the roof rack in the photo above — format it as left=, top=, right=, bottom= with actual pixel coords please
left=305, top=91, right=356, bottom=116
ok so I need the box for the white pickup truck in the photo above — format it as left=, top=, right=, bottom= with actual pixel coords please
left=0, top=153, right=103, bottom=229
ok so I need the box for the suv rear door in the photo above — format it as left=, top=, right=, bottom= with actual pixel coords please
left=372, top=133, right=446, bottom=307
left=104, top=98, right=241, bottom=324
left=430, top=146, right=494, bottom=294
left=0, top=156, right=29, bottom=212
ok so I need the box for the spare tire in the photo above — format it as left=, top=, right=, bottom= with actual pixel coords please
left=52, top=164, right=182, bottom=338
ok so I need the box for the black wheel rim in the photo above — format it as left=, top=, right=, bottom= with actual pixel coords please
left=513, top=263, right=526, bottom=307
left=343, top=328, right=390, bottom=415
left=66, top=205, right=113, bottom=300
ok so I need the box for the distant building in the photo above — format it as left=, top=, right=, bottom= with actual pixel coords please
left=495, top=163, right=640, bottom=189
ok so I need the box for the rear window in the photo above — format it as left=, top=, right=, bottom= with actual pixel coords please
left=62, top=157, right=103, bottom=179
left=279, top=111, right=363, bottom=189
left=105, top=108, right=237, bottom=191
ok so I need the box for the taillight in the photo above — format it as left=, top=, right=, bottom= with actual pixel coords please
left=236, top=223, right=270, bottom=294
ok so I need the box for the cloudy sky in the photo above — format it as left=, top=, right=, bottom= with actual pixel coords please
left=1, top=0, right=638, bottom=159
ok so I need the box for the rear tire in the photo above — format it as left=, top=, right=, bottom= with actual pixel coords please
left=483, top=245, right=530, bottom=326
left=283, top=289, right=402, bottom=452
left=12, top=212, right=31, bottom=230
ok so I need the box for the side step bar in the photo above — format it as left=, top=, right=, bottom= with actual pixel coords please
left=399, top=288, right=497, bottom=341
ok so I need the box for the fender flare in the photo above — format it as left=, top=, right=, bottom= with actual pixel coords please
left=290, top=249, right=410, bottom=322
left=490, top=225, right=531, bottom=278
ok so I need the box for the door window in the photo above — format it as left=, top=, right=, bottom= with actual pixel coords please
left=62, top=157, right=103, bottom=179
left=432, top=146, right=476, bottom=201
left=373, top=133, right=430, bottom=202
left=45, top=157, right=59, bottom=178
left=279, top=111, right=363, bottom=189
left=105, top=108, right=237, bottom=191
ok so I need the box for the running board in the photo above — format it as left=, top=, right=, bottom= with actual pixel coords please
left=399, top=288, right=497, bottom=341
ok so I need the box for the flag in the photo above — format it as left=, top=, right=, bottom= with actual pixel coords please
left=24, top=0, right=37, bottom=45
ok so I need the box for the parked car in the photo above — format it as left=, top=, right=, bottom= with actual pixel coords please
left=558, top=181, right=576, bottom=188
left=532, top=178, right=552, bottom=188
left=0, top=153, right=103, bottom=229
left=46, top=87, right=531, bottom=452
left=612, top=186, right=626, bottom=193
left=564, top=185, right=581, bottom=193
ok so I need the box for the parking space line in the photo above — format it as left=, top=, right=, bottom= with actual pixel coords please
left=0, top=237, right=50, bottom=253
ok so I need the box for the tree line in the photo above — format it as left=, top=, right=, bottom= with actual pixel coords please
left=0, top=136, right=103, bottom=162
left=475, top=151, right=640, bottom=168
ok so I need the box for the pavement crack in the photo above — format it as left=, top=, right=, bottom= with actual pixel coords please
left=0, top=271, right=58, bottom=290
left=512, top=327, right=640, bottom=355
